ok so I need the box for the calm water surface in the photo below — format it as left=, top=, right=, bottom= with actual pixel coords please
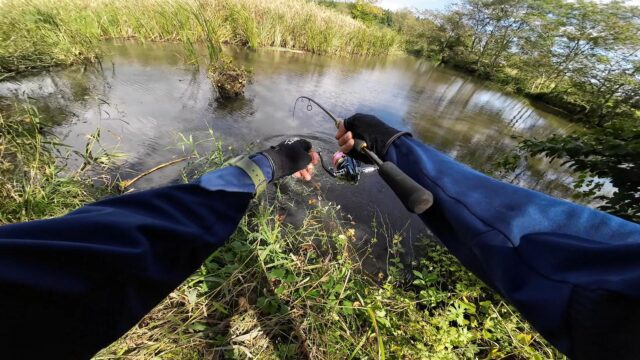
left=0, top=42, right=577, bottom=270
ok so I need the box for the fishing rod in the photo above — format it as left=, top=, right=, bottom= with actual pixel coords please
left=294, top=96, right=341, bottom=127
left=293, top=96, right=433, bottom=214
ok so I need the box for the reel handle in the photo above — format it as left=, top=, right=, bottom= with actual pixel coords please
left=354, top=139, right=433, bottom=214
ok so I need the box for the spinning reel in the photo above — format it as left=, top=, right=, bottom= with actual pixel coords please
left=293, top=96, right=434, bottom=214
left=319, top=151, right=376, bottom=184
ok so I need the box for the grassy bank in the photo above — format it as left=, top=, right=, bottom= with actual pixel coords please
left=0, top=104, right=116, bottom=223
left=0, top=1, right=577, bottom=357
left=0, top=0, right=399, bottom=77
left=0, top=103, right=562, bottom=358
left=98, top=200, right=563, bottom=359
left=90, top=135, right=563, bottom=359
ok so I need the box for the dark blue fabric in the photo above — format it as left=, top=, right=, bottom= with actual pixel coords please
left=0, top=155, right=271, bottom=359
left=385, top=136, right=640, bottom=357
left=1, top=137, right=640, bottom=359
left=0, top=175, right=257, bottom=358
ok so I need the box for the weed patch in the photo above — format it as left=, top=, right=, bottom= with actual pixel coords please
left=0, top=104, right=116, bottom=223
left=96, top=133, right=564, bottom=359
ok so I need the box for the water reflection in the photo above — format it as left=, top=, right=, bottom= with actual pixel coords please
left=0, top=42, right=578, bottom=272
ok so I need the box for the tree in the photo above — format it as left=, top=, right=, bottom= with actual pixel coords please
left=391, top=0, right=640, bottom=221
left=436, top=0, right=538, bottom=76
left=350, top=0, right=391, bottom=26
left=522, top=118, right=640, bottom=222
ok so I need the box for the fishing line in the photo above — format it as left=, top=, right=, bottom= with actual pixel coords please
left=292, top=96, right=377, bottom=183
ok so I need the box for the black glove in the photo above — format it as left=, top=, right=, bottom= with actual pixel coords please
left=344, top=113, right=410, bottom=163
left=260, top=138, right=313, bottom=180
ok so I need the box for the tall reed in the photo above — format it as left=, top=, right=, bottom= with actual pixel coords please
left=0, top=0, right=400, bottom=76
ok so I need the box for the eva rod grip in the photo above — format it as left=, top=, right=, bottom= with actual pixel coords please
left=378, top=161, right=434, bottom=214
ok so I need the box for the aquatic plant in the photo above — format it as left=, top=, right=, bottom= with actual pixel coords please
left=0, top=0, right=400, bottom=77
left=209, top=56, right=251, bottom=99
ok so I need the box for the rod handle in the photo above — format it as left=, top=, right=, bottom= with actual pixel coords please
left=378, top=161, right=433, bottom=214
left=353, top=139, right=369, bottom=158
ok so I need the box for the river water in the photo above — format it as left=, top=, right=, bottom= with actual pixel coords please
left=0, top=42, right=577, bottom=271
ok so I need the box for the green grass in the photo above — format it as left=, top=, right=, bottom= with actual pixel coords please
left=0, top=104, right=117, bottom=223
left=94, top=133, right=564, bottom=360
left=0, top=2, right=563, bottom=356
left=0, top=106, right=563, bottom=358
left=96, top=201, right=564, bottom=359
left=0, top=0, right=400, bottom=76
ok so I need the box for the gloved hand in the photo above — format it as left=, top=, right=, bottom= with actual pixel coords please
left=335, top=113, right=410, bottom=163
left=260, top=138, right=319, bottom=181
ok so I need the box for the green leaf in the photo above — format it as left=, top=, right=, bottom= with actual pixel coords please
left=342, top=300, right=354, bottom=315
left=269, top=268, right=286, bottom=279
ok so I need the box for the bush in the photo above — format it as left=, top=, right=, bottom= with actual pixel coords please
left=350, top=0, right=391, bottom=26
left=209, top=57, right=251, bottom=99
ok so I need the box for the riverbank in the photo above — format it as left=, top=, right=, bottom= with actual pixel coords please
left=0, top=0, right=399, bottom=78
left=92, top=132, right=562, bottom=359
left=0, top=1, right=573, bottom=358
left=0, top=36, right=571, bottom=357
left=0, top=99, right=562, bottom=358
left=0, top=104, right=117, bottom=224
left=385, top=0, right=640, bottom=221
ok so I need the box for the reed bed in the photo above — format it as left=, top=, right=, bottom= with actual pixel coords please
left=0, top=0, right=400, bottom=76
